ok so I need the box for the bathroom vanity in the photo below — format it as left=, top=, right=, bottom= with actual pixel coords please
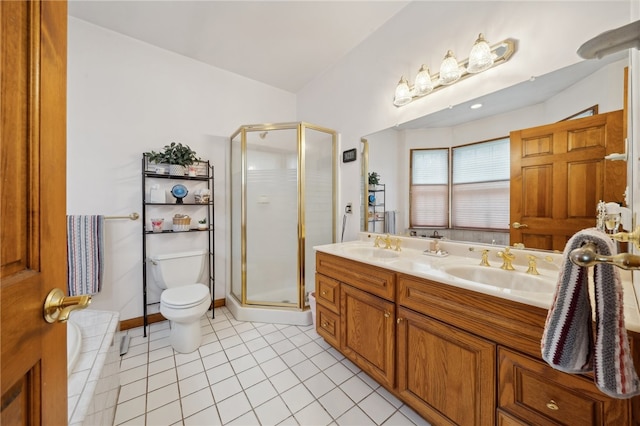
left=314, top=236, right=640, bottom=425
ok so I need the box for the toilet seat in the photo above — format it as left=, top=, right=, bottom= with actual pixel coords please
left=161, top=284, right=209, bottom=309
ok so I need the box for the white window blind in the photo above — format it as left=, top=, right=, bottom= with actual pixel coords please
left=410, top=149, right=448, bottom=227
left=452, top=139, right=510, bottom=229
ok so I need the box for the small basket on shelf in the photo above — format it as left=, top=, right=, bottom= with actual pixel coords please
left=172, top=214, right=191, bottom=232
left=194, top=188, right=211, bottom=204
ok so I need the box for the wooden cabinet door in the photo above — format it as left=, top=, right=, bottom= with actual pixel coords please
left=397, top=307, right=496, bottom=426
left=510, top=111, right=625, bottom=251
left=341, top=283, right=395, bottom=388
left=1, top=1, right=68, bottom=424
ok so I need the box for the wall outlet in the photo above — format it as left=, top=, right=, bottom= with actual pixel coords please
left=345, top=203, right=352, bottom=214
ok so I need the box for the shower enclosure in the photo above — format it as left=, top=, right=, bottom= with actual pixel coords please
left=229, top=122, right=336, bottom=325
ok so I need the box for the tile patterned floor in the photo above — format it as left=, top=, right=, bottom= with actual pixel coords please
left=114, top=307, right=431, bottom=425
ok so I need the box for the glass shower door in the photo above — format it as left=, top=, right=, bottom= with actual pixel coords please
left=245, top=129, right=299, bottom=305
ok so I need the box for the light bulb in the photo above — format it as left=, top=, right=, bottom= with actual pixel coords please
left=414, top=65, right=433, bottom=96
left=439, top=50, right=462, bottom=85
left=467, top=33, right=494, bottom=73
left=393, top=76, right=412, bottom=106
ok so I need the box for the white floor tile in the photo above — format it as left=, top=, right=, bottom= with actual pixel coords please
left=245, top=379, right=278, bottom=408
left=304, top=372, right=336, bottom=399
left=179, top=373, right=210, bottom=397
left=211, top=375, right=242, bottom=402
left=358, top=391, right=396, bottom=424
left=216, top=391, right=252, bottom=424
left=176, top=359, right=204, bottom=380
left=146, top=399, right=182, bottom=426
left=337, top=406, right=377, bottom=426
left=294, top=401, right=333, bottom=426
left=206, top=362, right=235, bottom=384
left=183, top=405, right=222, bottom=426
left=146, top=382, right=179, bottom=412
left=113, top=394, right=146, bottom=425
left=280, top=383, right=315, bottom=414
left=339, top=375, right=374, bottom=403
left=237, top=365, right=267, bottom=389
left=147, top=369, right=177, bottom=392
left=319, top=388, right=355, bottom=419
left=181, top=387, right=215, bottom=418
left=114, top=308, right=428, bottom=426
left=270, top=369, right=301, bottom=394
left=254, top=396, right=292, bottom=425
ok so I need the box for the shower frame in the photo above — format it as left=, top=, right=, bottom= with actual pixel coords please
left=230, top=122, right=337, bottom=312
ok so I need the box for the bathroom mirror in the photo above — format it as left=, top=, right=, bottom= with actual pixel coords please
left=361, top=52, right=631, bottom=250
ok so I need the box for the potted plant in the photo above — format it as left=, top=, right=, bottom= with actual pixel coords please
left=144, top=142, right=201, bottom=176
left=368, top=171, right=380, bottom=189
left=197, top=218, right=208, bottom=230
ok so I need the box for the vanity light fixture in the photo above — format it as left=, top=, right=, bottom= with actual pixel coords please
left=392, top=34, right=516, bottom=107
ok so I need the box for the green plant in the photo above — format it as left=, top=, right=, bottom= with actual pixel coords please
left=368, top=172, right=380, bottom=185
left=198, top=218, right=207, bottom=224
left=144, top=142, right=200, bottom=166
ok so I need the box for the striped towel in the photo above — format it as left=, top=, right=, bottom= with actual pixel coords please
left=67, top=215, right=104, bottom=296
left=541, top=228, right=640, bottom=398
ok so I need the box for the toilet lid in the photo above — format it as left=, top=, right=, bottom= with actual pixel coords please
left=161, top=284, right=209, bottom=309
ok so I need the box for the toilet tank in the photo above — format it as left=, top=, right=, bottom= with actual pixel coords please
left=149, top=249, right=206, bottom=289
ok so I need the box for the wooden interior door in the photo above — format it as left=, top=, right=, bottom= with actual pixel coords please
left=1, top=1, right=68, bottom=424
left=510, top=111, right=625, bottom=251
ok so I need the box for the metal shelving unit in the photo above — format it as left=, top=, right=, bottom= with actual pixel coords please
left=141, top=154, right=215, bottom=337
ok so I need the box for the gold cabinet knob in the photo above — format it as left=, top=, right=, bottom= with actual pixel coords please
left=321, top=291, right=327, bottom=296
left=384, top=311, right=390, bottom=318
left=43, top=288, right=91, bottom=323
left=321, top=322, right=328, bottom=328
left=397, top=317, right=404, bottom=324
left=546, top=400, right=559, bottom=411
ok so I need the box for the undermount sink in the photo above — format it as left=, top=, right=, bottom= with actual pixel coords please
left=441, top=264, right=556, bottom=293
left=343, top=246, right=400, bottom=259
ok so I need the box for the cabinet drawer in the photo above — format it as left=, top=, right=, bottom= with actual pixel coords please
left=498, top=347, right=629, bottom=426
left=316, top=252, right=395, bottom=301
left=316, top=304, right=340, bottom=349
left=315, top=273, right=340, bottom=313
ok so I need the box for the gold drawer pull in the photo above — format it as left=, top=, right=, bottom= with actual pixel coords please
left=546, top=400, right=559, bottom=411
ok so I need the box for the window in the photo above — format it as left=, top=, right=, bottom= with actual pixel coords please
left=410, top=138, right=510, bottom=230
left=410, top=148, right=448, bottom=227
left=452, top=138, right=510, bottom=229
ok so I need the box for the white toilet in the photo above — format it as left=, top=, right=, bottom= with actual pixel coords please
left=149, top=249, right=210, bottom=353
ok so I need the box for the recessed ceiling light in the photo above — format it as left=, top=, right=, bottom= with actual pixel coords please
left=470, top=103, right=483, bottom=109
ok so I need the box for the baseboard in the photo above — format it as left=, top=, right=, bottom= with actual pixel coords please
left=119, top=298, right=226, bottom=331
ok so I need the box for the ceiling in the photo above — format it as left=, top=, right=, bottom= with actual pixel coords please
left=68, top=1, right=630, bottom=128
left=68, top=0, right=409, bottom=93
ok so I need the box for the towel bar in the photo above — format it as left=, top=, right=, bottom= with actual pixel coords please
left=105, top=212, right=139, bottom=221
left=570, top=242, right=640, bottom=270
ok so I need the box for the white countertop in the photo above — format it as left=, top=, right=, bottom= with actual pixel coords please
left=314, top=233, right=640, bottom=333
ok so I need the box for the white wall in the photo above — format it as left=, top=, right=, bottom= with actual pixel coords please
left=297, top=1, right=631, bottom=241
left=67, top=18, right=297, bottom=320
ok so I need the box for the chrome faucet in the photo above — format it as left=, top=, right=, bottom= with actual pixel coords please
left=497, top=247, right=516, bottom=270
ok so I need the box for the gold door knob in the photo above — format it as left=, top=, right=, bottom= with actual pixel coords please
left=512, top=222, right=528, bottom=229
left=43, top=288, right=91, bottom=323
